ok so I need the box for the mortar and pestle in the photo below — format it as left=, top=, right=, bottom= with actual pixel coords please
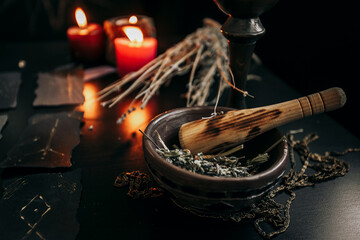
left=143, top=88, right=346, bottom=214
left=143, top=0, right=346, bottom=214
left=179, top=87, right=346, bottom=154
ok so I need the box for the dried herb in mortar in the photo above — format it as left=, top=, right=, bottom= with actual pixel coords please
left=115, top=129, right=360, bottom=239
left=156, top=148, right=268, bottom=177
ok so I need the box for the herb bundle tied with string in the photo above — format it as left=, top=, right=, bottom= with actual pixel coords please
left=97, top=18, right=259, bottom=123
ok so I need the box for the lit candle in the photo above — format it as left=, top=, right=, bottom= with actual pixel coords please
left=114, top=16, right=157, bottom=76
left=67, top=8, right=104, bottom=63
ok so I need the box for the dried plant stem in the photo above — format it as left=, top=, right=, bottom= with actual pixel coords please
left=140, top=47, right=199, bottom=108
left=98, top=18, right=260, bottom=123
left=187, top=44, right=204, bottom=106
left=221, top=69, right=254, bottom=98
left=203, top=144, right=244, bottom=159
left=138, top=129, right=160, bottom=149
left=98, top=54, right=165, bottom=98
left=106, top=60, right=163, bottom=108
left=189, top=62, right=217, bottom=106
left=155, top=130, right=169, bottom=151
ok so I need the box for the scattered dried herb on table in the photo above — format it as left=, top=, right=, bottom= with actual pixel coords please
left=114, top=130, right=360, bottom=238
left=114, top=171, right=163, bottom=199
left=187, top=131, right=359, bottom=238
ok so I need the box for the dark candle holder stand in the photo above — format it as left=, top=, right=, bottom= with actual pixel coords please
left=213, top=0, right=279, bottom=108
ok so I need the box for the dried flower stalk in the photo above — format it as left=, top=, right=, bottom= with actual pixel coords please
left=98, top=18, right=258, bottom=123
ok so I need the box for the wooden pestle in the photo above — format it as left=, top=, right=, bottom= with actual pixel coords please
left=179, top=87, right=346, bottom=154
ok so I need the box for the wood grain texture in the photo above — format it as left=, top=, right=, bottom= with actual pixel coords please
left=179, top=87, right=346, bottom=153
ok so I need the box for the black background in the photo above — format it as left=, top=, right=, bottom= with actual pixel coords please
left=1, top=1, right=360, bottom=238
left=0, top=0, right=359, bottom=137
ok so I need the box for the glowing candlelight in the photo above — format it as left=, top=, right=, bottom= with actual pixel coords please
left=67, top=7, right=104, bottom=62
left=128, top=15, right=138, bottom=24
left=114, top=16, right=157, bottom=76
left=75, top=8, right=87, bottom=28
left=123, top=26, right=144, bottom=43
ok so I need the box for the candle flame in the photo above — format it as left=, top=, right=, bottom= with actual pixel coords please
left=129, top=15, right=138, bottom=24
left=123, top=26, right=143, bottom=43
left=75, top=7, right=87, bottom=28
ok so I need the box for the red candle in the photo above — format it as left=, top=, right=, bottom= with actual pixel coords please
left=114, top=16, right=157, bottom=76
left=67, top=8, right=104, bottom=63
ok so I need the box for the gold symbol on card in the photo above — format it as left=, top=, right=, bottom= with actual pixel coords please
left=20, top=195, right=51, bottom=240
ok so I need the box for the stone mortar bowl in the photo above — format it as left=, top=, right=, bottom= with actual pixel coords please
left=143, top=106, right=288, bottom=216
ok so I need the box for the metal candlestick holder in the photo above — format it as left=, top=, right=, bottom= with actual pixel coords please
left=213, top=0, right=279, bottom=108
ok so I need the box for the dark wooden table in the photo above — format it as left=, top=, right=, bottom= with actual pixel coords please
left=1, top=41, right=359, bottom=239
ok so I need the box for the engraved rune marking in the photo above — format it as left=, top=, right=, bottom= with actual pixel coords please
left=2, top=178, right=28, bottom=200
left=8, top=118, right=66, bottom=164
left=56, top=173, right=77, bottom=194
left=41, top=118, right=64, bottom=159
left=20, top=195, right=51, bottom=240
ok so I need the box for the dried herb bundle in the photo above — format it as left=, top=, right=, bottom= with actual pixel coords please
left=98, top=19, right=258, bottom=124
